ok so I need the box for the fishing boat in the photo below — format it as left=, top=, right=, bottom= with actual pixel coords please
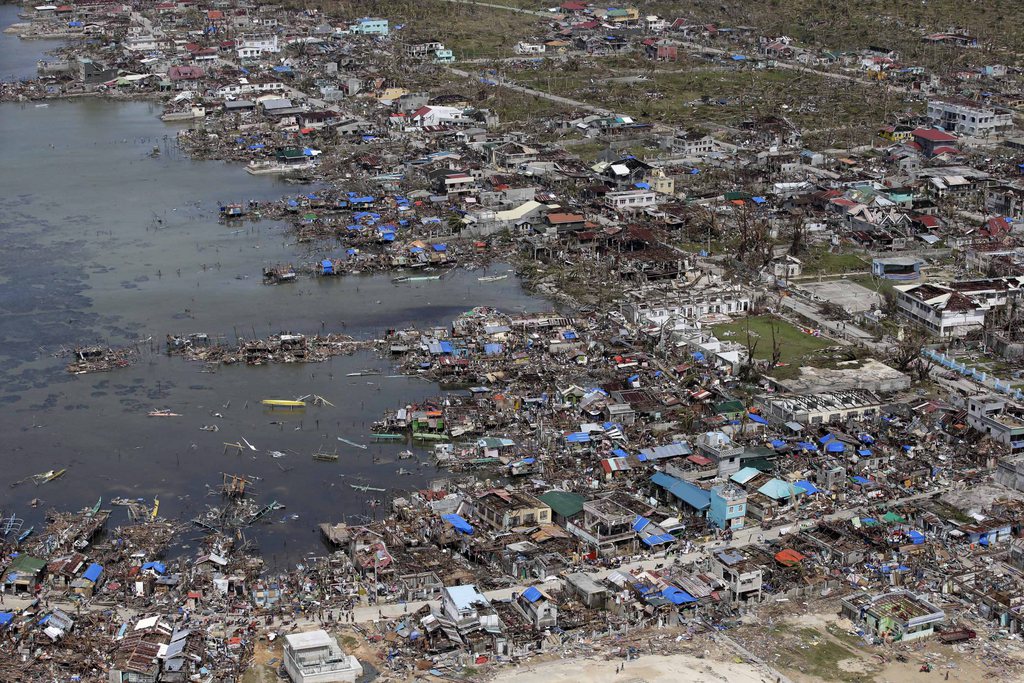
left=33, top=469, right=66, bottom=485
left=312, top=449, right=339, bottom=462
left=392, top=274, right=442, bottom=283
left=86, top=498, right=102, bottom=517
left=396, top=468, right=413, bottom=476
left=350, top=483, right=386, bottom=493
left=261, top=399, right=306, bottom=408
left=17, top=527, right=33, bottom=543
left=345, top=370, right=382, bottom=377
left=2, top=514, right=21, bottom=536
left=370, top=433, right=404, bottom=441
left=477, top=274, right=509, bottom=282
left=148, top=409, right=181, bottom=417
left=219, top=203, right=246, bottom=219
left=336, top=437, right=368, bottom=449
left=151, top=497, right=159, bottom=520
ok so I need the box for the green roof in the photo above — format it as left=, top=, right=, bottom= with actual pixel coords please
left=714, top=400, right=745, bottom=415
left=9, top=555, right=45, bottom=575
left=540, top=490, right=585, bottom=518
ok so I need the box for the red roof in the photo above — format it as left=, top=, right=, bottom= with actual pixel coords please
left=912, top=128, right=957, bottom=143
left=931, top=145, right=959, bottom=155
left=207, top=9, right=223, bottom=19
left=560, top=1, right=586, bottom=9
left=411, top=106, right=431, bottom=118
left=915, top=215, right=940, bottom=228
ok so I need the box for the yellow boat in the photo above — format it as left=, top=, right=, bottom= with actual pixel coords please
left=151, top=497, right=159, bottom=520
left=260, top=399, right=306, bottom=408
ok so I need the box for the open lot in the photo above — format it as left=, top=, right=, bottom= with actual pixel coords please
left=800, top=279, right=882, bottom=313
left=712, top=315, right=834, bottom=364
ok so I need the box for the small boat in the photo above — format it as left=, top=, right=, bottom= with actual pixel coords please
left=86, top=498, right=102, bottom=517
left=35, top=103, right=48, bottom=108
left=350, top=483, right=386, bottom=493
left=200, top=424, right=219, bottom=432
left=261, top=399, right=306, bottom=408
left=151, top=497, right=159, bottom=520
left=17, top=527, right=33, bottom=543
left=337, top=437, right=368, bottom=449
left=477, top=274, right=509, bottom=282
left=148, top=409, right=181, bottom=417
left=398, top=449, right=414, bottom=460
left=412, top=432, right=449, bottom=441
left=346, top=370, right=382, bottom=377
left=396, top=468, right=413, bottom=475
left=392, top=274, right=442, bottom=283
left=313, top=450, right=339, bottom=462
left=34, top=469, right=66, bottom=484
left=371, top=433, right=404, bottom=441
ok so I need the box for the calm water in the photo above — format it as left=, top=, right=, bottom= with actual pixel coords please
left=0, top=98, right=546, bottom=563
left=0, top=5, right=64, bottom=82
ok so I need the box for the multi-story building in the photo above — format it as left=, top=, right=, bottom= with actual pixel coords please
left=926, top=98, right=1013, bottom=137
left=708, top=483, right=747, bottom=530
left=895, top=277, right=1024, bottom=337
left=349, top=17, right=388, bottom=35
left=762, top=390, right=883, bottom=425
left=969, top=395, right=1024, bottom=455
left=473, top=490, right=551, bottom=531
left=709, top=549, right=762, bottom=602
left=605, top=189, right=658, bottom=211
left=283, top=630, right=363, bottom=683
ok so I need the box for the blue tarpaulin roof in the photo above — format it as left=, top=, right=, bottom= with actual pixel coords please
left=611, top=448, right=628, bottom=458
left=642, top=534, right=675, bottom=546
left=796, top=480, right=819, bottom=495
left=747, top=413, right=768, bottom=425
left=796, top=441, right=817, bottom=451
left=441, top=514, right=474, bottom=535
left=908, top=530, right=926, bottom=544
left=632, top=516, right=650, bottom=532
left=439, top=341, right=453, bottom=354
left=142, top=561, right=166, bottom=574
left=692, top=351, right=705, bottom=360
left=483, top=343, right=503, bottom=355
left=858, top=448, right=872, bottom=456
left=0, top=613, right=13, bottom=626
left=432, top=243, right=447, bottom=252
left=859, top=434, right=875, bottom=443
left=661, top=587, right=696, bottom=604
left=852, top=476, right=871, bottom=485
left=652, top=473, right=711, bottom=510
left=522, top=586, right=543, bottom=602
left=770, top=439, right=786, bottom=448
left=826, top=442, right=846, bottom=453
left=819, top=433, right=834, bottom=444
left=82, top=563, right=103, bottom=583
left=565, top=432, right=591, bottom=443
left=758, top=479, right=802, bottom=500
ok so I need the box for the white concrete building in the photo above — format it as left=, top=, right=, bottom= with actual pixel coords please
left=605, top=190, right=658, bottom=211
left=895, top=277, right=1024, bottom=337
left=283, top=630, right=363, bottom=683
left=926, top=98, right=1013, bottom=137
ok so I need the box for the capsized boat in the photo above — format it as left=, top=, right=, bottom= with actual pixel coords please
left=350, top=483, right=386, bottom=493
left=34, top=468, right=66, bottom=484
left=261, top=399, right=307, bottom=408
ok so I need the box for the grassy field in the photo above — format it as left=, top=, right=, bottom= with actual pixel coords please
left=711, top=315, right=833, bottom=364
left=799, top=250, right=870, bottom=275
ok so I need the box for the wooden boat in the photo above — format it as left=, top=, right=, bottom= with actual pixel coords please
left=148, top=409, right=181, bottom=417
left=370, top=433, right=404, bottom=441
left=392, top=274, right=442, bottom=283
left=261, top=399, right=306, bottom=408
left=312, top=449, right=339, bottom=462
left=336, top=437, right=367, bottom=449
left=34, top=468, right=66, bottom=484
left=477, top=274, right=509, bottom=282
left=350, top=483, right=386, bottom=493
left=17, top=527, right=33, bottom=543
left=151, top=497, right=159, bottom=520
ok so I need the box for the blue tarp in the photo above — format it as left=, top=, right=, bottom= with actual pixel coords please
left=142, top=561, right=166, bottom=574
left=747, top=413, right=768, bottom=425
left=483, top=343, right=503, bottom=356
left=770, top=439, right=786, bottom=448
left=82, top=563, right=103, bottom=583
left=432, top=243, right=447, bottom=252
left=692, top=351, right=705, bottom=360
left=632, top=516, right=651, bottom=532
left=858, top=448, right=872, bottom=456
left=635, top=182, right=650, bottom=189
left=819, top=433, right=835, bottom=444
left=611, top=448, right=628, bottom=458
left=0, top=613, right=13, bottom=626
left=321, top=259, right=333, bottom=274
left=796, top=441, right=817, bottom=451
left=796, top=480, right=819, bottom=495
left=859, top=434, right=875, bottom=443
left=826, top=442, right=846, bottom=453
left=642, top=534, right=675, bottom=546
left=565, top=432, right=591, bottom=443
left=661, top=587, right=696, bottom=604
left=908, top=530, right=926, bottom=544
left=438, top=341, right=453, bottom=354
left=852, top=476, right=871, bottom=485
left=522, top=586, right=543, bottom=602
left=248, top=143, right=265, bottom=150
left=441, top=514, right=474, bottom=535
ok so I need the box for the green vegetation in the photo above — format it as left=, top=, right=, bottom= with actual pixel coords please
left=711, top=315, right=833, bottom=364
left=765, top=625, right=876, bottom=683
left=800, top=250, right=869, bottom=275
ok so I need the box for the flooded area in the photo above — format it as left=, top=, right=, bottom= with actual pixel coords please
left=0, top=99, right=547, bottom=563
left=0, top=5, right=63, bottom=82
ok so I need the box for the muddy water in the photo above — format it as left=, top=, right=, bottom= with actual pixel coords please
left=0, top=98, right=546, bottom=563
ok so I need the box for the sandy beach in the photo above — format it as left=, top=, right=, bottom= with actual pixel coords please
left=488, top=653, right=771, bottom=683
